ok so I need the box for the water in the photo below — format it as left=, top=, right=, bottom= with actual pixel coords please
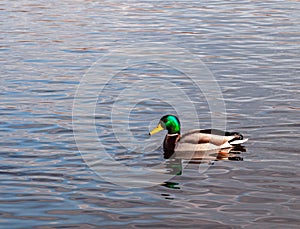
left=1, top=0, right=299, bottom=228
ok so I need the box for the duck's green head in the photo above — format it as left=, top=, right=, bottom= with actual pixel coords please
left=149, top=115, right=181, bottom=135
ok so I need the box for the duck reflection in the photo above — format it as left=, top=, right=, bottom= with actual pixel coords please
left=163, top=146, right=246, bottom=177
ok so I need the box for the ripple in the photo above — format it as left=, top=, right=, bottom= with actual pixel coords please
left=1, top=0, right=299, bottom=228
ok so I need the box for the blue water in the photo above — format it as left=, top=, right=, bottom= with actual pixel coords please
left=1, top=0, right=299, bottom=228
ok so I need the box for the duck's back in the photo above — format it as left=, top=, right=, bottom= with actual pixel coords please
left=180, top=129, right=242, bottom=143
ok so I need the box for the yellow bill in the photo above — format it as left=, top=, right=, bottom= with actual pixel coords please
left=149, top=123, right=164, bottom=135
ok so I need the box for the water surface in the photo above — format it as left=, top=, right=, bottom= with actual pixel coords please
left=1, top=0, right=299, bottom=228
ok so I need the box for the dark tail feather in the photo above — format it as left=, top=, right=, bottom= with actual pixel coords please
left=227, top=132, right=244, bottom=144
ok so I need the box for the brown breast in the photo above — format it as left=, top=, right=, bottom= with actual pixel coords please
left=163, top=134, right=180, bottom=159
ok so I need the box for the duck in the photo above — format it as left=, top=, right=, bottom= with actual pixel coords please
left=149, top=115, right=248, bottom=159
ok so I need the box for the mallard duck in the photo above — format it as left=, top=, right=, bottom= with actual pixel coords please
left=149, top=115, right=248, bottom=158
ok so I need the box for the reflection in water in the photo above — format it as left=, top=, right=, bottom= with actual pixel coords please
left=162, top=181, right=181, bottom=191
left=164, top=146, right=247, bottom=176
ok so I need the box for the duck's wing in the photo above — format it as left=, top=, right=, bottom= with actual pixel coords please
left=179, top=129, right=247, bottom=147
left=175, top=142, right=223, bottom=153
